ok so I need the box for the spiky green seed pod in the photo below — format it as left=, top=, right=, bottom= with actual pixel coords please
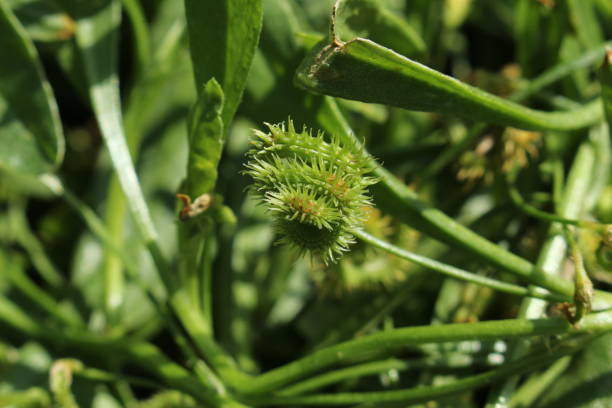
left=244, top=120, right=377, bottom=263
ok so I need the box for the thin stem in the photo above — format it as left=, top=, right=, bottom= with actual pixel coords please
left=510, top=41, right=612, bottom=102
left=352, top=271, right=431, bottom=339
left=247, top=336, right=596, bottom=406
left=47, top=177, right=248, bottom=396
left=75, top=365, right=161, bottom=389
left=507, top=178, right=608, bottom=232
left=97, top=2, right=186, bottom=314
left=565, top=226, right=594, bottom=321
left=55, top=181, right=161, bottom=301
left=98, top=11, right=159, bottom=318
left=101, top=181, right=126, bottom=318
left=0, top=294, right=242, bottom=407
left=3, top=253, right=82, bottom=328
left=200, top=227, right=216, bottom=328
left=277, top=356, right=491, bottom=397
left=317, top=97, right=574, bottom=298
left=353, top=229, right=565, bottom=303
left=278, top=359, right=410, bottom=396
left=7, top=200, right=64, bottom=287
left=485, top=132, right=600, bottom=406
left=420, top=40, right=612, bottom=181
left=121, top=0, right=150, bottom=77
left=507, top=355, right=571, bottom=408
left=238, top=309, right=612, bottom=395
left=169, top=290, right=253, bottom=389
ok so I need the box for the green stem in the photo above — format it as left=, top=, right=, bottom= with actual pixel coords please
left=0, top=294, right=244, bottom=407
left=485, top=130, right=600, bottom=406
left=54, top=181, right=160, bottom=300
left=421, top=40, right=612, bottom=180
left=565, top=226, right=593, bottom=322
left=121, top=0, right=150, bottom=76
left=317, top=97, right=574, bottom=298
left=277, top=356, right=489, bottom=396
left=72, top=365, right=161, bottom=389
left=247, top=337, right=596, bottom=406
left=0, top=389, right=50, bottom=407
left=7, top=200, right=64, bottom=287
left=200, top=228, right=216, bottom=327
left=507, top=177, right=608, bottom=232
left=238, top=310, right=612, bottom=395
left=507, top=355, right=571, bottom=408
left=351, top=270, right=432, bottom=340
left=2, top=252, right=81, bottom=328
left=47, top=178, right=247, bottom=398
left=353, top=229, right=565, bottom=302
left=510, top=40, right=612, bottom=102
left=96, top=10, right=186, bottom=319
left=101, top=181, right=126, bottom=318
left=169, top=291, right=252, bottom=389
left=278, top=360, right=408, bottom=396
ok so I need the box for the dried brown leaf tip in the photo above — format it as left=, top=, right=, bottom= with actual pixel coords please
left=177, top=193, right=212, bottom=221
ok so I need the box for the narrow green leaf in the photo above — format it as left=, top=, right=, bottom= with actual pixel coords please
left=184, top=0, right=263, bottom=130
left=335, top=0, right=425, bottom=58
left=514, top=0, right=544, bottom=77
left=0, top=0, right=64, bottom=174
left=296, top=38, right=603, bottom=131
left=73, top=0, right=171, bottom=288
left=567, top=0, right=604, bottom=50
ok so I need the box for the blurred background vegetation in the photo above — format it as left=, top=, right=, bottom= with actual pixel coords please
left=0, top=0, right=611, bottom=407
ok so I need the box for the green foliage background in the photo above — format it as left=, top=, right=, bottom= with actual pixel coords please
left=0, top=0, right=611, bottom=407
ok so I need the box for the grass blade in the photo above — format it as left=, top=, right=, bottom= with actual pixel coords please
left=568, top=0, right=604, bottom=50
left=74, top=0, right=170, bottom=289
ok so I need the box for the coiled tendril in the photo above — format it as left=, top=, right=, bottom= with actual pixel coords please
left=244, top=120, right=377, bottom=263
